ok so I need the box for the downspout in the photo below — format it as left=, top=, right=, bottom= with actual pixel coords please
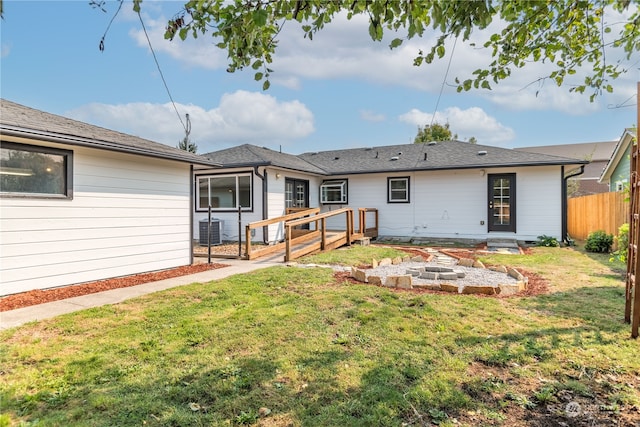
left=189, top=164, right=194, bottom=265
left=562, top=164, right=585, bottom=245
left=254, top=166, right=269, bottom=244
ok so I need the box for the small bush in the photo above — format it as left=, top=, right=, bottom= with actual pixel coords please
left=610, top=223, right=629, bottom=263
left=537, top=235, right=560, bottom=247
left=585, top=230, right=614, bottom=253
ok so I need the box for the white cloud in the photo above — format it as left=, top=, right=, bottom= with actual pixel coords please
left=130, top=6, right=639, bottom=115
left=398, top=107, right=515, bottom=146
left=66, top=91, right=315, bottom=153
left=360, top=110, right=386, bottom=122
left=1, top=42, right=10, bottom=58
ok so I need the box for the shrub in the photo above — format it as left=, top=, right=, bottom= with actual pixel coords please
left=585, top=230, right=614, bottom=253
left=537, top=235, right=560, bottom=247
left=610, top=223, right=630, bottom=263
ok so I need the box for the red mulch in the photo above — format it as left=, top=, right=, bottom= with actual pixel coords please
left=0, top=263, right=228, bottom=312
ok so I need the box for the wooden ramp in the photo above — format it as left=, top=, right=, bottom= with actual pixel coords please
left=245, top=208, right=378, bottom=262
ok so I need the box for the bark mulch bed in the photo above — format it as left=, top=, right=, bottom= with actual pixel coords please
left=0, top=263, right=228, bottom=312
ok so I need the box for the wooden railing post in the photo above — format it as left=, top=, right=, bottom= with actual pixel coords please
left=375, top=208, right=379, bottom=234
left=285, top=224, right=292, bottom=262
left=346, top=209, right=352, bottom=245
left=321, top=218, right=326, bottom=250
left=245, top=225, right=252, bottom=259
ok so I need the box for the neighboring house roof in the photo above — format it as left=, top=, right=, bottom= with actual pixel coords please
left=202, top=143, right=327, bottom=175
left=297, top=141, right=586, bottom=175
left=0, top=99, right=219, bottom=167
left=599, top=128, right=636, bottom=184
left=515, top=141, right=616, bottom=191
left=516, top=141, right=616, bottom=162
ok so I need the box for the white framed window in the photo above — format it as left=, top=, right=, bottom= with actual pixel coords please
left=0, top=141, right=73, bottom=199
left=615, top=180, right=628, bottom=192
left=388, top=176, right=410, bottom=203
left=320, top=179, right=347, bottom=204
left=196, top=173, right=252, bottom=211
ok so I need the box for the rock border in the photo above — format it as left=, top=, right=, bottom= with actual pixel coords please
left=349, top=256, right=528, bottom=296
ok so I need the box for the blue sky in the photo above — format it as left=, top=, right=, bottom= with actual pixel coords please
left=1, top=1, right=638, bottom=155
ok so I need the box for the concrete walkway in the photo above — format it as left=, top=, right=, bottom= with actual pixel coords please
left=0, top=258, right=281, bottom=330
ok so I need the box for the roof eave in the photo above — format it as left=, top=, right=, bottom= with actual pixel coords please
left=1, top=125, right=221, bottom=167
left=599, top=130, right=635, bottom=183
left=321, top=160, right=588, bottom=176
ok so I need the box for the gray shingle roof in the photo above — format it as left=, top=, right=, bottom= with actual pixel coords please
left=297, top=141, right=587, bottom=175
left=203, top=142, right=587, bottom=176
left=202, top=144, right=326, bottom=174
left=0, top=99, right=219, bottom=167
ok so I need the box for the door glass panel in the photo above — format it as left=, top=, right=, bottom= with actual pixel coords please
left=492, top=178, right=510, bottom=226
left=295, top=183, right=306, bottom=207
left=285, top=181, right=294, bottom=208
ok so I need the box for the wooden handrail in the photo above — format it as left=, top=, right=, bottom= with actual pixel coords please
left=248, top=207, right=320, bottom=229
left=286, top=207, right=351, bottom=227
left=245, top=207, right=319, bottom=258
left=285, top=207, right=353, bottom=261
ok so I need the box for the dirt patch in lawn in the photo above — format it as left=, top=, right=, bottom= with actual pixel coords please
left=0, top=263, right=229, bottom=312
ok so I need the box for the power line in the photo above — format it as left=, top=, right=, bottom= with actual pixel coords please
left=430, top=36, right=458, bottom=127
left=136, top=10, right=187, bottom=134
left=413, top=36, right=459, bottom=169
left=97, top=1, right=188, bottom=136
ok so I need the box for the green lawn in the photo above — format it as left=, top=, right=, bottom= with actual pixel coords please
left=1, top=245, right=638, bottom=426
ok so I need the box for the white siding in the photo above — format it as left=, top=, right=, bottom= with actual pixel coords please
left=320, top=166, right=563, bottom=242
left=193, top=168, right=322, bottom=244
left=267, top=170, right=322, bottom=242
left=266, top=169, right=285, bottom=242
left=193, top=167, right=265, bottom=242
left=1, top=145, right=193, bottom=296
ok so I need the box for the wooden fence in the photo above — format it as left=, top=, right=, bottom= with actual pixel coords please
left=567, top=191, right=629, bottom=241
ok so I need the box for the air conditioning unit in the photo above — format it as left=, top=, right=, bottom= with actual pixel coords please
left=199, top=219, right=223, bottom=245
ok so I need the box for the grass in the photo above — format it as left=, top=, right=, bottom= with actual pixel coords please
left=297, top=245, right=410, bottom=266
left=1, top=245, right=638, bottom=426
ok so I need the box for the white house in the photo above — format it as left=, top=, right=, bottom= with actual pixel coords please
left=197, top=142, right=587, bottom=246
left=0, top=99, right=219, bottom=296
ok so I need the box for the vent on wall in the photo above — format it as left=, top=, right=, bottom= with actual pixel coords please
left=199, top=219, right=223, bottom=245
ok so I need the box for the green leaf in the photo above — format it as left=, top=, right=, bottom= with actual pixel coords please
left=253, top=9, right=268, bottom=27
left=252, top=60, right=263, bottom=70
left=389, top=38, right=403, bottom=49
left=436, top=45, right=445, bottom=58
left=262, top=80, right=271, bottom=90
left=254, top=72, right=264, bottom=81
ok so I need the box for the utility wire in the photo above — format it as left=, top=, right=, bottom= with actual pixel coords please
left=136, top=10, right=187, bottom=134
left=430, top=36, right=458, bottom=128
left=413, top=36, right=459, bottom=169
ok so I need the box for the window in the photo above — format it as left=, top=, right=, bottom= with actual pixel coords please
left=196, top=174, right=252, bottom=211
left=320, top=179, right=347, bottom=204
left=387, top=177, right=409, bottom=203
left=615, top=180, right=628, bottom=192
left=0, top=142, right=73, bottom=198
